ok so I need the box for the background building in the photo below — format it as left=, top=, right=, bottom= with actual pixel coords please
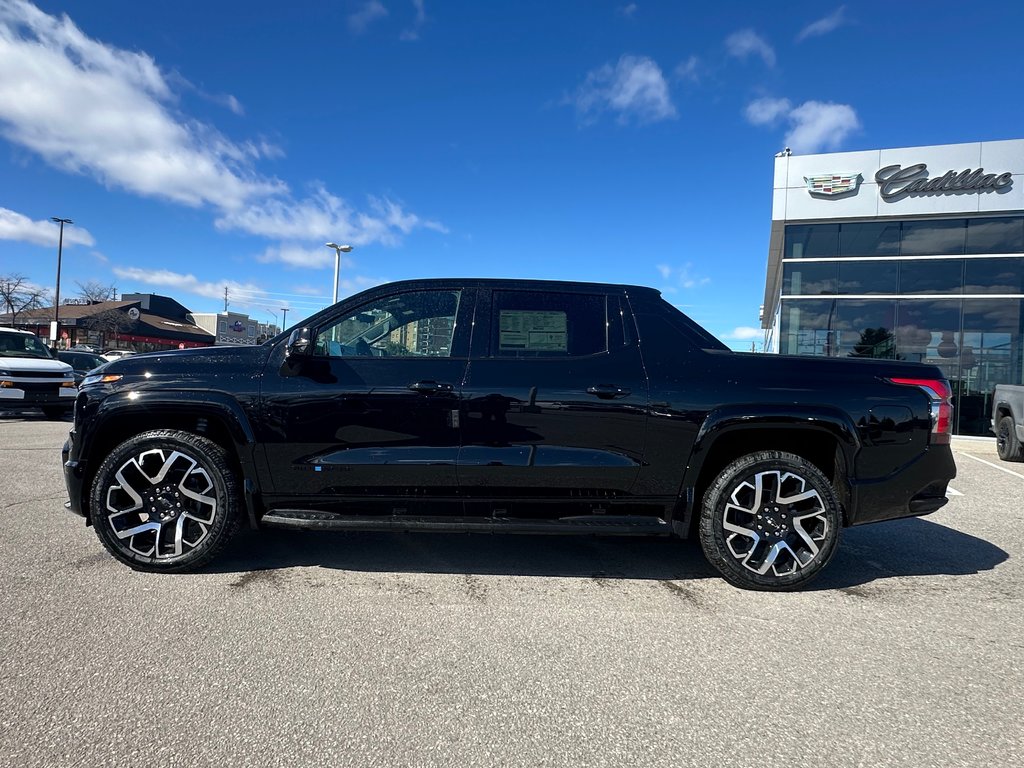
left=189, top=311, right=275, bottom=345
left=3, top=293, right=213, bottom=351
left=762, top=138, right=1024, bottom=436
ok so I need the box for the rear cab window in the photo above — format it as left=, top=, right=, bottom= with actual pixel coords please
left=488, top=290, right=607, bottom=358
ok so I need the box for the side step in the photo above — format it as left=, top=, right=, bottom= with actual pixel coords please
left=261, top=510, right=671, bottom=536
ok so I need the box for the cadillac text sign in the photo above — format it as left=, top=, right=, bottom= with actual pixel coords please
left=875, top=163, right=1013, bottom=201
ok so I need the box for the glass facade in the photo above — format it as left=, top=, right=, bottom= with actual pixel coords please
left=779, top=215, right=1024, bottom=436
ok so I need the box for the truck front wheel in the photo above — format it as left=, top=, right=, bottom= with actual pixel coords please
left=699, top=451, right=842, bottom=591
left=89, top=429, right=241, bottom=572
left=996, top=416, right=1023, bottom=462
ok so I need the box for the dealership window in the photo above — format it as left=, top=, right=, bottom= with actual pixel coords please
left=835, top=300, right=897, bottom=358
left=315, top=290, right=460, bottom=358
left=218, top=320, right=226, bottom=333
left=784, top=224, right=838, bottom=259
left=838, top=261, right=898, bottom=295
left=779, top=299, right=835, bottom=356
left=900, top=219, right=967, bottom=256
left=959, top=299, right=1024, bottom=434
left=782, top=262, right=836, bottom=295
left=898, top=259, right=964, bottom=295
left=491, top=291, right=606, bottom=357
left=966, top=217, right=1024, bottom=254
left=964, top=257, right=1024, bottom=295
left=839, top=222, right=901, bottom=258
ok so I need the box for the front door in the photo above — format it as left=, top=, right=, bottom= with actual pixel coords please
left=458, top=288, right=648, bottom=513
left=260, top=287, right=474, bottom=512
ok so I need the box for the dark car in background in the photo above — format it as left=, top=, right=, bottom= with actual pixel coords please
left=57, top=350, right=108, bottom=386
left=62, top=278, right=957, bottom=590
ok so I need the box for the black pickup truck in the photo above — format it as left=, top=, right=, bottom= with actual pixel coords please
left=62, top=279, right=956, bottom=590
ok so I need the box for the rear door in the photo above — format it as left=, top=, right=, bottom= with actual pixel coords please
left=457, top=287, right=648, bottom=513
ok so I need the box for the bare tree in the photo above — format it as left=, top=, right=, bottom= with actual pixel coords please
left=79, top=307, right=135, bottom=349
left=75, top=280, right=118, bottom=303
left=0, top=274, right=49, bottom=326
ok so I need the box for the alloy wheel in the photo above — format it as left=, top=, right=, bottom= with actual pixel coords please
left=104, top=448, right=218, bottom=560
left=721, top=469, right=830, bottom=577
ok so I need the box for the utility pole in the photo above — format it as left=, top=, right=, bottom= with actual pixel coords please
left=50, top=217, right=73, bottom=349
left=281, top=307, right=289, bottom=329
left=223, top=286, right=229, bottom=312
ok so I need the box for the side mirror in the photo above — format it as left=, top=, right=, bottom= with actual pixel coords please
left=286, top=327, right=312, bottom=358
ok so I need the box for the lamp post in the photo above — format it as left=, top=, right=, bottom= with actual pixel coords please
left=325, top=242, right=353, bottom=305
left=281, top=307, right=289, bottom=329
left=51, top=217, right=73, bottom=349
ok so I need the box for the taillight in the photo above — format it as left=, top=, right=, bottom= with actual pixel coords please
left=888, top=377, right=953, bottom=445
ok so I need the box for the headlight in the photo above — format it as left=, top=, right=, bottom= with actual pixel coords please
left=81, top=373, right=123, bottom=387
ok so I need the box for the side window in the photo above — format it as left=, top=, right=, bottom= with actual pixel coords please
left=314, top=290, right=461, bottom=358
left=492, top=291, right=606, bottom=358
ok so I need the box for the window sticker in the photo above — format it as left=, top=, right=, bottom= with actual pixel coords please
left=499, top=310, right=567, bottom=351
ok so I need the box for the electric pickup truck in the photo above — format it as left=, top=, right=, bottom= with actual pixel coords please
left=62, top=279, right=957, bottom=590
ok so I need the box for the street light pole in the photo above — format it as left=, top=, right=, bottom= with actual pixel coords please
left=325, top=242, right=353, bottom=305
left=281, top=307, right=289, bottom=329
left=50, top=217, right=73, bottom=349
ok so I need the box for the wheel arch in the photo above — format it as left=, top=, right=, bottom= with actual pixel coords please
left=675, top=405, right=860, bottom=538
left=79, top=391, right=262, bottom=528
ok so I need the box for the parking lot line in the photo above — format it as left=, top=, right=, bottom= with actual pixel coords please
left=945, top=487, right=963, bottom=496
left=956, top=451, right=1024, bottom=481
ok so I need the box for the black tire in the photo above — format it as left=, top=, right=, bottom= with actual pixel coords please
left=699, top=451, right=842, bottom=591
left=42, top=406, right=71, bottom=420
left=89, top=429, right=241, bottom=572
left=996, top=415, right=1024, bottom=462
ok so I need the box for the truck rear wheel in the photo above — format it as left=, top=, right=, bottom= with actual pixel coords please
left=699, top=451, right=842, bottom=591
left=996, top=416, right=1023, bottom=462
left=89, top=429, right=241, bottom=572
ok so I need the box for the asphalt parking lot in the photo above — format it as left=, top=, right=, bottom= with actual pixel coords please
left=1, top=413, right=1021, bottom=768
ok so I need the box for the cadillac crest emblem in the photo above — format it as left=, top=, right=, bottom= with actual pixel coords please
left=804, top=172, right=861, bottom=197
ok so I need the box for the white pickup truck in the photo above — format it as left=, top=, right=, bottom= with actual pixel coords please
left=993, top=384, right=1024, bottom=462
left=0, top=327, right=78, bottom=418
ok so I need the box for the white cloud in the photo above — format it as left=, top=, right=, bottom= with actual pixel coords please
left=674, top=55, right=700, bottom=83
left=619, top=3, right=638, bottom=18
left=256, top=243, right=353, bottom=270
left=0, top=1, right=285, bottom=210
left=786, top=101, right=860, bottom=153
left=744, top=97, right=860, bottom=153
left=725, top=29, right=776, bottom=67
left=0, top=2, right=444, bottom=257
left=112, top=266, right=266, bottom=304
left=571, top=55, right=676, bottom=125
left=798, top=6, right=847, bottom=42
left=400, top=0, right=426, bottom=41
left=215, top=185, right=447, bottom=243
left=723, top=326, right=762, bottom=341
left=657, top=263, right=710, bottom=293
left=0, top=207, right=95, bottom=247
left=349, top=0, right=388, bottom=34
left=744, top=96, right=792, bottom=126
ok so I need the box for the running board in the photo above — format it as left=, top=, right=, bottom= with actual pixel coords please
left=261, top=510, right=671, bottom=536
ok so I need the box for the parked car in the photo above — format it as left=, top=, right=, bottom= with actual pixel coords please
left=57, top=350, right=108, bottom=386
left=62, top=279, right=956, bottom=590
left=101, top=349, right=136, bottom=362
left=0, top=327, right=77, bottom=418
left=992, top=384, right=1024, bottom=461
left=71, top=344, right=103, bottom=354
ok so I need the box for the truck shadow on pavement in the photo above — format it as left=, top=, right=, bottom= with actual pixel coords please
left=209, top=516, right=1007, bottom=590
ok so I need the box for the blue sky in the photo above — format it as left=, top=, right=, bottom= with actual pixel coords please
left=2, top=0, right=1023, bottom=347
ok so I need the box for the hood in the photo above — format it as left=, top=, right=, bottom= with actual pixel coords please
left=103, top=344, right=272, bottom=377
left=0, top=356, right=74, bottom=374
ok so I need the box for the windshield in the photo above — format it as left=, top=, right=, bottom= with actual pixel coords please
left=0, top=333, right=54, bottom=359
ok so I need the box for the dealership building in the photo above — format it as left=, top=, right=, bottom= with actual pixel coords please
left=762, top=138, right=1024, bottom=436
